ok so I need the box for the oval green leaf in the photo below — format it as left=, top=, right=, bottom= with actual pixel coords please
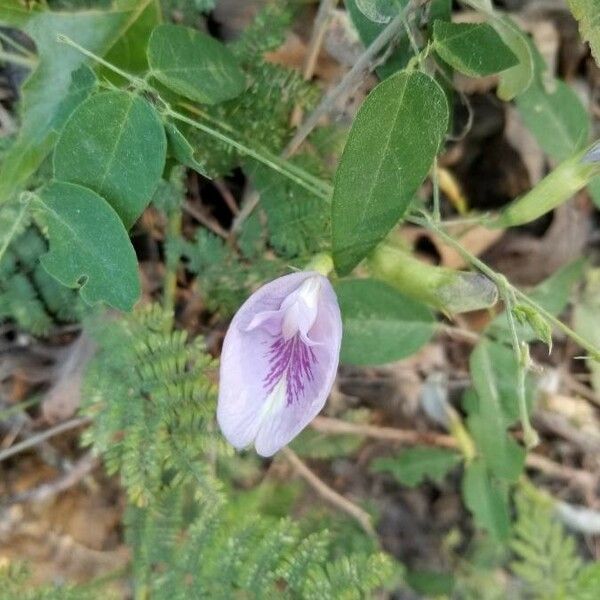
left=336, top=278, right=435, bottom=366
left=31, top=181, right=140, bottom=312
left=147, top=23, right=246, bottom=105
left=433, top=20, right=519, bottom=77
left=332, top=70, right=448, bottom=276
left=54, top=90, right=166, bottom=229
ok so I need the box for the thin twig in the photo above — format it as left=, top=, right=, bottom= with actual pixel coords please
left=283, top=2, right=416, bottom=158
left=311, top=416, right=595, bottom=488
left=213, top=178, right=239, bottom=215
left=525, top=453, right=597, bottom=490
left=183, top=201, right=228, bottom=239
left=290, top=0, right=338, bottom=127
left=311, top=415, right=457, bottom=448
left=282, top=447, right=377, bottom=538
left=438, top=324, right=480, bottom=345
left=0, top=416, right=91, bottom=463
left=4, top=451, right=99, bottom=505
left=561, top=369, right=600, bottom=407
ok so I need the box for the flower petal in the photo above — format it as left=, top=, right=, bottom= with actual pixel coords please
left=217, top=272, right=342, bottom=456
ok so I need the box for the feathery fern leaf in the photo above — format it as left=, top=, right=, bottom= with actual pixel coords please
left=81, top=304, right=225, bottom=506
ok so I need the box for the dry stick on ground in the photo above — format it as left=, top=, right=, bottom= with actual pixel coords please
left=283, top=1, right=418, bottom=158
left=282, top=446, right=377, bottom=538
left=290, top=0, right=339, bottom=128
left=213, top=178, right=239, bottom=216
left=5, top=451, right=99, bottom=505
left=310, top=416, right=597, bottom=490
left=183, top=200, right=229, bottom=239
left=0, top=416, right=92, bottom=463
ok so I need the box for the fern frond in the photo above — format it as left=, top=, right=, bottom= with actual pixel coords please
left=82, top=304, right=225, bottom=506
left=83, top=305, right=397, bottom=598
left=173, top=228, right=282, bottom=315
left=510, top=488, right=584, bottom=599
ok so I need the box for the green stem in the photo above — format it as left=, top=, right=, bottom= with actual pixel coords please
left=165, top=107, right=329, bottom=199
left=498, top=278, right=539, bottom=448
left=57, top=34, right=149, bottom=90
left=0, top=396, right=41, bottom=421
left=0, top=49, right=36, bottom=68
left=409, top=212, right=600, bottom=361
left=432, top=157, right=441, bottom=222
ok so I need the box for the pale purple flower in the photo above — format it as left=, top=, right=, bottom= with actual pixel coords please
left=217, top=271, right=342, bottom=457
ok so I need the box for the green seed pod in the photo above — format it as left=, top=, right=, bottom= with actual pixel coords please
left=491, top=142, right=600, bottom=229
left=368, top=243, right=498, bottom=314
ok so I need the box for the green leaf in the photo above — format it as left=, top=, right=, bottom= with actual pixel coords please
left=371, top=447, right=462, bottom=487
left=516, top=42, right=589, bottom=161
left=574, top=563, right=600, bottom=599
left=568, top=0, right=600, bottom=66
left=102, top=0, right=160, bottom=76
left=0, top=0, right=154, bottom=204
left=50, top=64, right=98, bottom=133
left=464, top=390, right=525, bottom=482
left=492, top=16, right=534, bottom=100
left=462, top=459, right=511, bottom=541
left=465, top=339, right=529, bottom=482
left=54, top=91, right=167, bottom=229
left=31, top=181, right=140, bottom=312
left=469, top=339, right=532, bottom=427
left=331, top=70, right=448, bottom=275
left=433, top=21, right=518, bottom=77
left=147, top=23, right=246, bottom=105
left=0, top=0, right=31, bottom=26
left=335, top=279, right=435, bottom=366
left=165, top=122, right=211, bottom=177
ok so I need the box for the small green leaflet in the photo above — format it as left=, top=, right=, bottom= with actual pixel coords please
left=31, top=181, right=140, bottom=312
left=433, top=21, right=519, bottom=77
left=371, top=447, right=462, bottom=487
left=568, top=0, right=600, bottom=67
left=332, top=70, right=448, bottom=275
left=335, top=279, right=435, bottom=366
left=462, top=459, right=511, bottom=541
left=165, top=123, right=212, bottom=178
left=54, top=91, right=166, bottom=229
left=147, top=23, right=246, bottom=105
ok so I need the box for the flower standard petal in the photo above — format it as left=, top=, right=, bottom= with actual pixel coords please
left=217, top=271, right=342, bottom=456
